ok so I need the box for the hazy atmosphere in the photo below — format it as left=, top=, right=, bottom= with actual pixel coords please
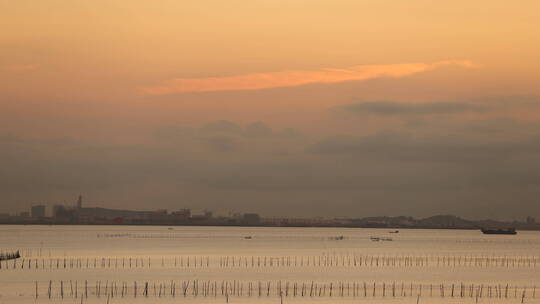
left=2, top=1, right=540, bottom=219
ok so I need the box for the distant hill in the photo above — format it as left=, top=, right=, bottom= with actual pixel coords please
left=416, top=215, right=476, bottom=229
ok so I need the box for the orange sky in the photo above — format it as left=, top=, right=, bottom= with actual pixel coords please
left=2, top=1, right=540, bottom=117
left=2, top=1, right=540, bottom=218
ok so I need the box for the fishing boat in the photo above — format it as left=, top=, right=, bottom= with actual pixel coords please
left=0, top=250, right=20, bottom=261
left=329, top=235, right=344, bottom=240
left=370, top=236, right=393, bottom=241
left=481, top=228, right=517, bottom=235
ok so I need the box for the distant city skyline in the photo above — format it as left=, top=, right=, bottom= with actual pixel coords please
left=1, top=195, right=538, bottom=224
left=2, top=196, right=538, bottom=231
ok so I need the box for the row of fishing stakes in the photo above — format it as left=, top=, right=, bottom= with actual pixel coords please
left=4, top=254, right=539, bottom=270
left=217, top=255, right=540, bottom=268
left=35, top=280, right=537, bottom=302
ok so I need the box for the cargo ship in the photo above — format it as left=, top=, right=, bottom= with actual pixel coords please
left=481, top=228, right=517, bottom=235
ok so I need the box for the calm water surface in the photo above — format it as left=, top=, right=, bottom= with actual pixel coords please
left=1, top=225, right=539, bottom=303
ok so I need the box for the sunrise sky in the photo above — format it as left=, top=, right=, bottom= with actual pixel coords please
left=2, top=1, right=540, bottom=219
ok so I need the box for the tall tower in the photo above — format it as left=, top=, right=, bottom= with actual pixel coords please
left=77, top=195, right=83, bottom=209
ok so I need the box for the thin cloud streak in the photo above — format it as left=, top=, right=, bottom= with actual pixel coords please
left=140, top=60, right=477, bottom=95
left=340, top=101, right=488, bottom=115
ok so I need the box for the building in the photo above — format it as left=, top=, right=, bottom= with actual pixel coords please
left=242, top=213, right=261, bottom=225
left=31, top=205, right=46, bottom=218
left=77, top=195, right=83, bottom=209
left=76, top=207, right=154, bottom=223
left=191, top=210, right=213, bottom=220
left=53, top=205, right=73, bottom=219
left=172, top=209, right=191, bottom=220
left=147, top=209, right=169, bottom=222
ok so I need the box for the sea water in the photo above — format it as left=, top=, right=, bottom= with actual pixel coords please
left=0, top=225, right=539, bottom=303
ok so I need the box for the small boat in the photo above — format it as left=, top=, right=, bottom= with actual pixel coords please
left=389, top=230, right=399, bottom=234
left=370, top=236, right=392, bottom=241
left=328, top=235, right=345, bottom=241
left=0, top=250, right=20, bottom=261
left=481, top=228, right=517, bottom=235
left=244, top=236, right=253, bottom=239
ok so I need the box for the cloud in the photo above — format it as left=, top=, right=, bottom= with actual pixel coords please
left=3, top=117, right=540, bottom=219
left=245, top=122, right=273, bottom=137
left=200, top=120, right=244, bottom=134
left=155, top=121, right=296, bottom=141
left=307, top=131, right=540, bottom=163
left=340, top=101, right=488, bottom=115
left=197, top=134, right=241, bottom=152
left=140, top=60, right=477, bottom=95
left=469, top=95, right=540, bottom=107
